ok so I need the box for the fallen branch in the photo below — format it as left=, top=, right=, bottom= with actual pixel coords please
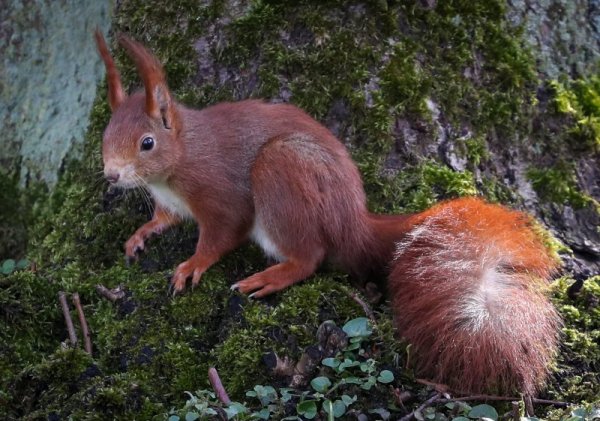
left=399, top=392, right=441, bottom=421
left=208, top=367, right=231, bottom=405
left=416, top=379, right=570, bottom=408
left=72, top=293, right=92, bottom=355
left=58, top=291, right=77, bottom=346
left=531, top=398, right=570, bottom=407
left=95, top=284, right=125, bottom=302
left=438, top=395, right=517, bottom=403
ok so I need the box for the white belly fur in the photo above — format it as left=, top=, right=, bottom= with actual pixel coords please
left=251, top=220, right=285, bottom=262
left=148, top=182, right=193, bottom=219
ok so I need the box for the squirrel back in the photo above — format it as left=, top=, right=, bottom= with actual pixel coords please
left=387, top=197, right=561, bottom=395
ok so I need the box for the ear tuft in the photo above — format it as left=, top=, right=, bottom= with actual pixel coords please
left=118, top=34, right=177, bottom=130
left=94, top=28, right=126, bottom=111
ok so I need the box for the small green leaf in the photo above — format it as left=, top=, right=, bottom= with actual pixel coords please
left=310, top=376, right=332, bottom=393
left=332, top=400, right=346, bottom=417
left=254, top=385, right=277, bottom=405
left=256, top=408, right=270, bottom=419
left=224, top=402, right=247, bottom=419
left=344, top=377, right=362, bottom=385
left=322, top=357, right=340, bottom=368
left=345, top=342, right=360, bottom=351
left=185, top=412, right=199, bottom=421
left=341, top=394, right=356, bottom=406
left=323, top=399, right=334, bottom=421
left=360, top=376, right=376, bottom=390
left=168, top=416, right=180, bottom=421
left=468, top=404, right=498, bottom=421
left=280, top=388, right=293, bottom=403
left=339, top=359, right=360, bottom=371
left=297, top=401, right=317, bottom=419
left=342, top=317, right=373, bottom=338
left=377, top=370, right=394, bottom=383
left=16, top=259, right=29, bottom=269
left=2, top=259, right=15, bottom=274
left=368, top=408, right=390, bottom=419
left=452, top=417, right=470, bottom=421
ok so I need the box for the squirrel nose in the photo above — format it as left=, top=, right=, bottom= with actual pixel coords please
left=105, top=171, right=120, bottom=184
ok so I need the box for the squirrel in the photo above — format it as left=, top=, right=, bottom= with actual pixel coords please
left=94, top=31, right=561, bottom=395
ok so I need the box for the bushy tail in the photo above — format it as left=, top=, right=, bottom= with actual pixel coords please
left=389, top=197, right=561, bottom=395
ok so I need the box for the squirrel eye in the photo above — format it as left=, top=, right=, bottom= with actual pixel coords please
left=140, top=136, right=154, bottom=151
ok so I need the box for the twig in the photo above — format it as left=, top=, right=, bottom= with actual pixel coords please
left=95, top=284, right=125, bottom=302
left=415, top=378, right=449, bottom=394
left=416, top=379, right=570, bottom=408
left=346, top=290, right=377, bottom=326
left=524, top=395, right=534, bottom=417
left=438, top=395, right=517, bottom=403
left=58, top=291, right=77, bottom=346
left=393, top=388, right=413, bottom=412
left=512, top=401, right=520, bottom=421
left=208, top=367, right=231, bottom=405
left=72, top=293, right=92, bottom=355
left=399, top=392, right=441, bottom=421
left=531, top=398, right=570, bottom=407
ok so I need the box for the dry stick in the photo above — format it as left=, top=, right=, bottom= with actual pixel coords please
left=416, top=379, right=570, bottom=408
left=72, top=293, right=92, bottom=355
left=437, top=395, right=570, bottom=407
left=524, top=395, right=535, bottom=417
left=531, top=398, right=569, bottom=408
left=58, top=291, right=77, bottom=346
left=399, top=392, right=442, bottom=421
left=438, top=395, right=517, bottom=403
left=95, top=284, right=125, bottom=302
left=208, top=367, right=231, bottom=405
left=346, top=290, right=377, bottom=326
left=511, top=401, right=520, bottom=421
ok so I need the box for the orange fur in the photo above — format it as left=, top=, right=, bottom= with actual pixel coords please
left=388, top=198, right=561, bottom=395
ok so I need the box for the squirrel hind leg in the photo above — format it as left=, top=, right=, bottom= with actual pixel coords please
left=232, top=255, right=324, bottom=298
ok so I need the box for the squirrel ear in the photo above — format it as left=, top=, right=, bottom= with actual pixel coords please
left=118, top=33, right=177, bottom=130
left=94, top=29, right=126, bottom=111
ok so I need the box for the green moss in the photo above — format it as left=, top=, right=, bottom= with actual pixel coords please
left=213, top=275, right=366, bottom=396
left=369, top=161, right=477, bottom=213
left=0, top=171, right=47, bottom=261
left=547, top=277, right=600, bottom=405
left=550, top=77, right=600, bottom=152
left=527, top=165, right=597, bottom=209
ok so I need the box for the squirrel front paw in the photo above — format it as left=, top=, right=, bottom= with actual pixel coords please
left=171, top=258, right=206, bottom=294
left=124, top=233, right=145, bottom=262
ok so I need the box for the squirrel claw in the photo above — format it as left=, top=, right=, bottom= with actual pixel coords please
left=125, top=255, right=137, bottom=267
left=170, top=258, right=206, bottom=294
left=230, top=283, right=240, bottom=291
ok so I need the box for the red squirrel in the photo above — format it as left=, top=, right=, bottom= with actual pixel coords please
left=95, top=32, right=561, bottom=395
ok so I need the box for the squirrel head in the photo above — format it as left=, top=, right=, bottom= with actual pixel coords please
left=94, top=30, right=183, bottom=188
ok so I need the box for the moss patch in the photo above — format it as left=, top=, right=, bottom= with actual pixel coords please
left=547, top=276, right=600, bottom=412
